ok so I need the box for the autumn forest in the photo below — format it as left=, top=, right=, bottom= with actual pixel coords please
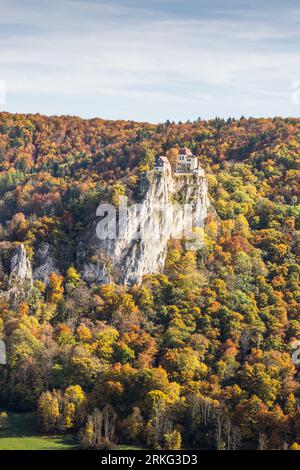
left=0, top=112, right=299, bottom=450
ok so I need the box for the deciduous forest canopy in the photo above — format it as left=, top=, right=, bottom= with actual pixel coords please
left=0, top=113, right=299, bottom=450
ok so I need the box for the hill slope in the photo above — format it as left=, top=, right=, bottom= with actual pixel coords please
left=0, top=114, right=299, bottom=450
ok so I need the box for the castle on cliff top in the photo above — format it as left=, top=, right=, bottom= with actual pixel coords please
left=154, top=147, right=204, bottom=176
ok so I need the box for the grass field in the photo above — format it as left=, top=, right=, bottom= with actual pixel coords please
left=0, top=412, right=143, bottom=450
left=0, top=412, right=78, bottom=450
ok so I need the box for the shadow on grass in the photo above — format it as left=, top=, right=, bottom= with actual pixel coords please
left=2, top=412, right=38, bottom=437
left=0, top=412, right=78, bottom=450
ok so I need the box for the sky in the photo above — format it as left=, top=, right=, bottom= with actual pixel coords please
left=0, top=0, right=300, bottom=122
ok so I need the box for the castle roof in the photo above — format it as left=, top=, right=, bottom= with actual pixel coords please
left=179, top=147, right=193, bottom=156
left=156, top=155, right=170, bottom=163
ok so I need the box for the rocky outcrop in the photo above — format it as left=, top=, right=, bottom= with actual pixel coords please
left=9, top=244, right=33, bottom=287
left=3, top=242, right=59, bottom=300
left=33, top=242, right=59, bottom=284
left=3, top=172, right=209, bottom=292
left=2, top=243, right=34, bottom=301
left=79, top=171, right=209, bottom=286
left=0, top=172, right=209, bottom=290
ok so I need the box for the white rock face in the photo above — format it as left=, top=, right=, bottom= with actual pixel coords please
left=80, top=171, right=209, bottom=286
left=9, top=244, right=33, bottom=287
left=4, top=242, right=59, bottom=298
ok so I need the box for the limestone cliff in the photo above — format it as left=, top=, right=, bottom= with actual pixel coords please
left=4, top=172, right=209, bottom=290
left=79, top=171, right=209, bottom=286
left=9, top=244, right=33, bottom=288
left=3, top=243, right=33, bottom=301
left=33, top=242, right=59, bottom=284
left=0, top=242, right=58, bottom=301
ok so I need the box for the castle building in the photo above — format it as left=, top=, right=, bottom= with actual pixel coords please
left=154, top=155, right=171, bottom=172
left=154, top=149, right=204, bottom=176
left=176, top=147, right=198, bottom=173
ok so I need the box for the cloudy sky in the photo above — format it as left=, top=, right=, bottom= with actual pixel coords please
left=0, top=0, right=300, bottom=121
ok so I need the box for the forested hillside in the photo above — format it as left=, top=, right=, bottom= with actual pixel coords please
left=0, top=113, right=299, bottom=450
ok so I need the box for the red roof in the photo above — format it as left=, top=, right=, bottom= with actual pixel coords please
left=179, top=147, right=193, bottom=156
left=156, top=156, right=170, bottom=164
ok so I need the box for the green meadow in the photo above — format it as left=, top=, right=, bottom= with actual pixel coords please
left=0, top=412, right=78, bottom=450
